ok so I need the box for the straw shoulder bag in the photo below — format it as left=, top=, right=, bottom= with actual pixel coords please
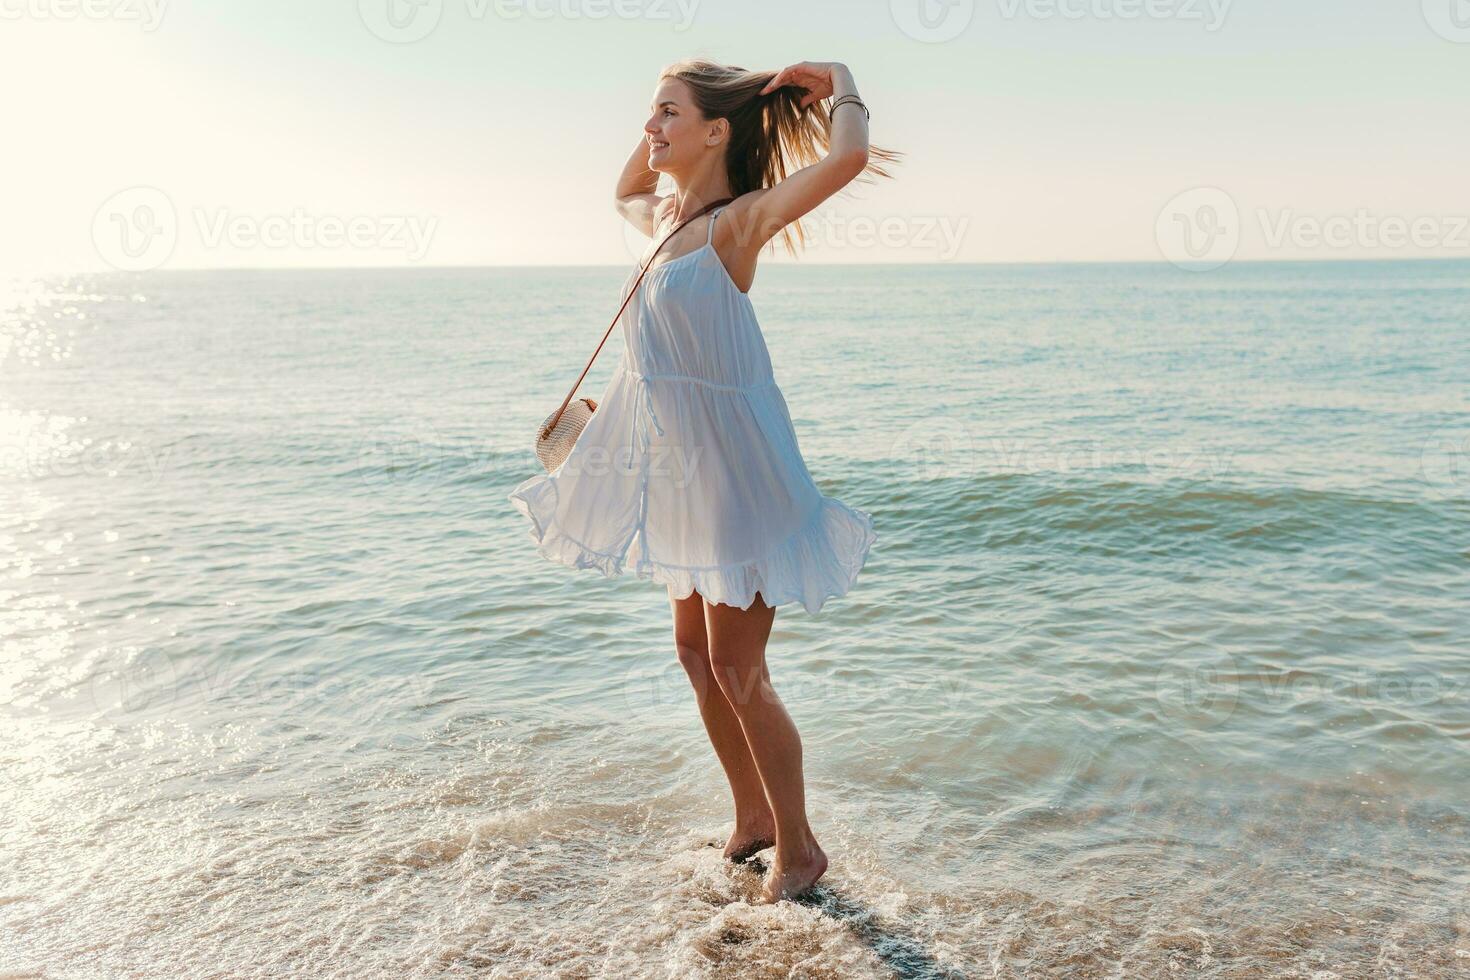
left=533, top=196, right=735, bottom=473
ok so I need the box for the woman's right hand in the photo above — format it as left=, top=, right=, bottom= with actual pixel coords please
left=759, top=61, right=848, bottom=108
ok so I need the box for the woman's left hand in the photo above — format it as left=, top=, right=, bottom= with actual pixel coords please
left=759, top=61, right=846, bottom=108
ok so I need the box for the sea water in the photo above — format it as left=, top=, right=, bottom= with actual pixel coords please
left=2, top=260, right=1466, bottom=976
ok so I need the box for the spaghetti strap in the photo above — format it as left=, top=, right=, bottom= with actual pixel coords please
left=705, top=206, right=723, bottom=246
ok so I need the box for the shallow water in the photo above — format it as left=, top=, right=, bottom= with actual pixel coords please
left=2, top=260, right=1467, bottom=977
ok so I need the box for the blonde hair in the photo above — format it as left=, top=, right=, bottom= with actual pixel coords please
left=659, top=58, right=904, bottom=256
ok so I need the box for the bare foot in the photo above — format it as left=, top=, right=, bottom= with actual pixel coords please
left=758, top=843, right=828, bottom=903
left=722, top=821, right=777, bottom=863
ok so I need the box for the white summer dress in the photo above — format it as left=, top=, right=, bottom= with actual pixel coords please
left=507, top=204, right=877, bottom=614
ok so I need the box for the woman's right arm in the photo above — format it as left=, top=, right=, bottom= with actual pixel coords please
left=739, top=62, right=869, bottom=247
left=614, top=137, right=664, bottom=238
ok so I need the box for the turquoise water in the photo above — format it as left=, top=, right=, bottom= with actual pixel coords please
left=2, top=260, right=1466, bottom=977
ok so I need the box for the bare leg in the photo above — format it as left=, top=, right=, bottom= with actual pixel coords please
left=668, top=586, right=776, bottom=862
left=704, top=590, right=828, bottom=903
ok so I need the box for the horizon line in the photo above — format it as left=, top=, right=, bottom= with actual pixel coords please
left=13, top=254, right=1470, bottom=277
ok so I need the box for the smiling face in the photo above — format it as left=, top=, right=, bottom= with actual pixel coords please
left=643, top=77, right=721, bottom=174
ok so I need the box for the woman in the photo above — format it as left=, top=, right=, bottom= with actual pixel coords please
left=509, top=58, right=901, bottom=903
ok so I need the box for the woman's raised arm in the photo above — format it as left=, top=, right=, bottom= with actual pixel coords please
left=737, top=62, right=870, bottom=246
left=614, top=136, right=665, bottom=238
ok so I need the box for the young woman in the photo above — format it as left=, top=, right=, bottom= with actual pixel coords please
left=509, top=58, right=900, bottom=903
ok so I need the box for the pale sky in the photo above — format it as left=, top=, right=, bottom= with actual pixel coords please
left=2, top=0, right=1467, bottom=272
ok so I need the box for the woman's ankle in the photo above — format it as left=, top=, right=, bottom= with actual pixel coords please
left=733, top=807, right=776, bottom=832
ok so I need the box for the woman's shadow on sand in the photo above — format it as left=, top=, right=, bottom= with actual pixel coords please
left=711, top=845, right=971, bottom=980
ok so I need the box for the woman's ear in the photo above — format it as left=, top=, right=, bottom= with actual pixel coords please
left=706, top=118, right=729, bottom=147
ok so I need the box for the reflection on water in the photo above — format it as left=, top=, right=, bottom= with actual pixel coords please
left=2, top=264, right=1467, bottom=977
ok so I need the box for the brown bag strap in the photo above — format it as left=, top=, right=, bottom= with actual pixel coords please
left=540, top=196, right=736, bottom=439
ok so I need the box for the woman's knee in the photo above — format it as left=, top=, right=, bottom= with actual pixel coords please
left=674, top=637, right=711, bottom=678
left=707, top=648, right=769, bottom=709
